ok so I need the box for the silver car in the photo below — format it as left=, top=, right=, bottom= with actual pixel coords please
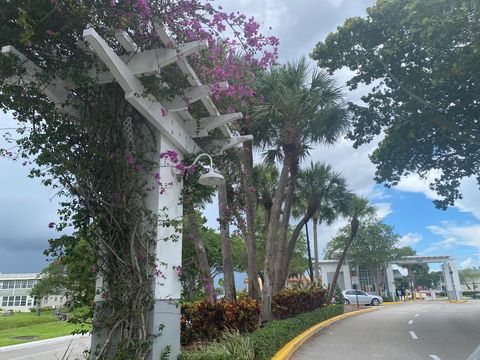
left=342, top=289, right=383, bottom=306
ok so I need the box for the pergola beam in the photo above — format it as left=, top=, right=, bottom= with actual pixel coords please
left=2, top=46, right=78, bottom=117
left=83, top=27, right=199, bottom=154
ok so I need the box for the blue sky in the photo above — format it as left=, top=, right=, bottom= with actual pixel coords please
left=1, top=0, right=479, bottom=273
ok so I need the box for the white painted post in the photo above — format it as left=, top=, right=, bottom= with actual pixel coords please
left=146, top=135, right=184, bottom=359
left=386, top=264, right=396, bottom=300
left=442, top=261, right=462, bottom=300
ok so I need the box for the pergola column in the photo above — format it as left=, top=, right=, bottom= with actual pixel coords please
left=386, top=264, right=396, bottom=300
left=442, top=261, right=462, bottom=301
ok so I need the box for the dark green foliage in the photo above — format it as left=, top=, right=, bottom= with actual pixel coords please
left=251, top=305, right=344, bottom=360
left=312, top=0, right=480, bottom=209
left=181, top=297, right=260, bottom=345
left=334, top=285, right=344, bottom=305
left=271, top=287, right=326, bottom=319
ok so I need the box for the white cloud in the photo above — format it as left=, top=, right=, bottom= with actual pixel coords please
left=373, top=202, right=393, bottom=219
left=425, top=222, right=480, bottom=252
left=460, top=257, right=475, bottom=270
left=398, top=233, right=423, bottom=248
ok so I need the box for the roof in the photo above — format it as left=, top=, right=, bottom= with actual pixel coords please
left=0, top=273, right=39, bottom=280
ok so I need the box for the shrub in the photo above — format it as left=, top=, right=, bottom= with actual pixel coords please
left=180, top=330, right=254, bottom=360
left=382, top=295, right=394, bottom=302
left=333, top=285, right=344, bottom=304
left=251, top=305, right=344, bottom=360
left=272, top=287, right=326, bottom=319
left=181, top=297, right=260, bottom=345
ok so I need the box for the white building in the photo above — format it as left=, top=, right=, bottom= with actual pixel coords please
left=0, top=273, right=66, bottom=312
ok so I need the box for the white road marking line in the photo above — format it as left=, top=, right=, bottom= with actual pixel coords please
left=429, top=355, right=442, bottom=360
left=414, top=313, right=421, bottom=317
left=408, top=320, right=413, bottom=325
left=409, top=331, right=418, bottom=339
left=466, top=342, right=480, bottom=360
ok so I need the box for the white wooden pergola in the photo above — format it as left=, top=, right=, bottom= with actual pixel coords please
left=2, top=24, right=251, bottom=359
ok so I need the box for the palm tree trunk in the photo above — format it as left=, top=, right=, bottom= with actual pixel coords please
left=184, top=202, right=215, bottom=302
left=313, top=216, right=320, bottom=282
left=305, top=221, right=314, bottom=283
left=218, top=183, right=236, bottom=301
left=277, top=213, right=310, bottom=288
left=327, top=217, right=359, bottom=303
left=240, top=141, right=261, bottom=300
left=261, top=154, right=293, bottom=321
left=273, top=175, right=295, bottom=292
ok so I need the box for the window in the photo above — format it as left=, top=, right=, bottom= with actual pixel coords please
left=14, top=296, right=21, bottom=306
left=1, top=297, right=7, bottom=307
left=8, top=297, right=14, bottom=306
left=27, top=300, right=32, bottom=306
left=356, top=291, right=367, bottom=296
left=54, top=297, right=57, bottom=302
left=27, top=280, right=34, bottom=288
left=1, top=281, right=7, bottom=289
left=20, top=296, right=26, bottom=306
left=346, top=290, right=356, bottom=295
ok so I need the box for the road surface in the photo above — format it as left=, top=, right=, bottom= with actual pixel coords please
left=292, top=301, right=480, bottom=360
left=0, top=335, right=90, bottom=360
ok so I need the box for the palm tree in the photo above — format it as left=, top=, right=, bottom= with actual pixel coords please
left=326, top=196, right=375, bottom=303
left=253, top=58, right=349, bottom=320
left=274, top=162, right=349, bottom=292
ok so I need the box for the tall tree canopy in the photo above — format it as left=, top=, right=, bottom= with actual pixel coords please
left=312, top=0, right=480, bottom=209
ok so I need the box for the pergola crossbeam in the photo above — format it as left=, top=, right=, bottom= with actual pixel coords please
left=154, top=24, right=234, bottom=139
left=83, top=27, right=199, bottom=154
left=2, top=46, right=78, bottom=116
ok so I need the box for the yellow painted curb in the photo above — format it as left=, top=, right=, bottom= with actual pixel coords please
left=383, top=301, right=403, bottom=305
left=450, top=299, right=467, bottom=303
left=271, top=307, right=378, bottom=360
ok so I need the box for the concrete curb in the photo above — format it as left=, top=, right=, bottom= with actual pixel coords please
left=0, top=333, right=89, bottom=352
left=383, top=301, right=404, bottom=305
left=271, top=307, right=378, bottom=360
left=450, top=300, right=467, bottom=303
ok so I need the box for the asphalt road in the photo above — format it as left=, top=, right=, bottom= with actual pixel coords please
left=0, top=335, right=90, bottom=360
left=292, top=301, right=480, bottom=360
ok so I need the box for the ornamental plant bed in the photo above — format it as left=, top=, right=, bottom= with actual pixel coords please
left=180, top=305, right=344, bottom=360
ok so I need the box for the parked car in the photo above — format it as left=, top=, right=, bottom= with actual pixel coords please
left=342, top=289, right=383, bottom=306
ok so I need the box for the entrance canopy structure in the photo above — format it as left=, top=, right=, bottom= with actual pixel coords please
left=386, top=256, right=462, bottom=301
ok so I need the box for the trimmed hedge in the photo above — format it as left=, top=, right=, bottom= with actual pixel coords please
left=251, top=305, right=344, bottom=360
left=181, top=305, right=344, bottom=360
left=272, top=288, right=326, bottom=319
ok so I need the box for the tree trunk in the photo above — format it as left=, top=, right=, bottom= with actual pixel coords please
left=305, top=221, right=314, bottom=283
left=261, top=154, right=293, bottom=321
left=273, top=175, right=296, bottom=292
left=313, top=216, right=320, bottom=283
left=326, top=216, right=360, bottom=303
left=277, top=213, right=310, bottom=288
left=240, top=141, right=261, bottom=300
left=185, top=202, right=215, bottom=302
left=218, top=183, right=236, bottom=301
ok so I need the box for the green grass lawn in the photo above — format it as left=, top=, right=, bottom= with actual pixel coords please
left=0, top=311, right=86, bottom=347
